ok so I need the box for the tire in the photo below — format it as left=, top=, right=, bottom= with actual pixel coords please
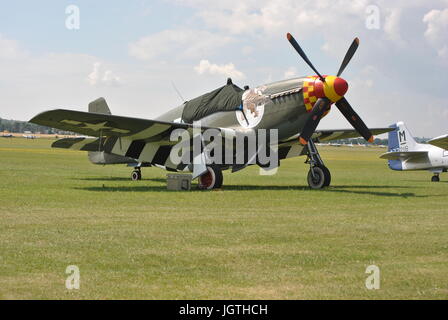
left=307, top=166, right=326, bottom=189
left=431, top=175, right=440, bottom=182
left=321, top=166, right=331, bottom=187
left=131, top=170, right=141, bottom=181
left=198, top=166, right=223, bottom=190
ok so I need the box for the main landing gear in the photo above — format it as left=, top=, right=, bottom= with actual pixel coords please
left=431, top=174, right=440, bottom=182
left=198, top=165, right=223, bottom=190
left=305, top=140, right=331, bottom=189
left=131, top=167, right=142, bottom=181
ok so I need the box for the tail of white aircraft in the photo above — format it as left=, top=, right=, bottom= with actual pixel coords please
left=382, top=121, right=447, bottom=179
left=387, top=121, right=418, bottom=152
left=386, top=121, right=421, bottom=171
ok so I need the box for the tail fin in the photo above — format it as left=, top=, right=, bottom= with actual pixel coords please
left=387, top=121, right=418, bottom=171
left=88, top=97, right=111, bottom=114
left=387, top=121, right=417, bottom=152
left=87, top=98, right=111, bottom=163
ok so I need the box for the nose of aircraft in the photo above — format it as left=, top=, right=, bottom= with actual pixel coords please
left=333, top=77, right=348, bottom=97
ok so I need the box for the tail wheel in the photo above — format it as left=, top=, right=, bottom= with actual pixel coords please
left=198, top=166, right=223, bottom=190
left=307, top=166, right=330, bottom=189
left=131, top=170, right=141, bottom=181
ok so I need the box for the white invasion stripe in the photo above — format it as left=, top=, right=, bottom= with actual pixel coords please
left=138, top=143, right=159, bottom=162
left=164, top=151, right=177, bottom=169
left=69, top=139, right=96, bottom=150
left=286, top=144, right=303, bottom=158
left=130, top=124, right=170, bottom=140
left=111, top=138, right=132, bottom=156
left=220, top=127, right=236, bottom=141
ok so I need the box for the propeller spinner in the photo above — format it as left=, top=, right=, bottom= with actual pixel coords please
left=286, top=33, right=374, bottom=145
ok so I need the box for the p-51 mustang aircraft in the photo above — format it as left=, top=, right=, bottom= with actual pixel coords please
left=380, top=121, right=448, bottom=181
left=30, top=33, right=391, bottom=189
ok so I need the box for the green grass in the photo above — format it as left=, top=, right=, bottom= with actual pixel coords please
left=0, top=138, right=447, bottom=299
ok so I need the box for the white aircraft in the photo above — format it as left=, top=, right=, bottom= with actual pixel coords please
left=380, top=121, right=448, bottom=181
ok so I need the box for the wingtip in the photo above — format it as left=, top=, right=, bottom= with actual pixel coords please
left=287, top=33, right=292, bottom=40
left=368, top=136, right=374, bottom=143
left=355, top=37, right=360, bottom=44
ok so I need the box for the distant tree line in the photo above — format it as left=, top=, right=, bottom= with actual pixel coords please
left=329, top=137, right=388, bottom=145
left=0, top=117, right=73, bottom=135
left=323, top=136, right=430, bottom=145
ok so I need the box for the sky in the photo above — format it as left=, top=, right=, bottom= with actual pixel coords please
left=0, top=0, right=447, bottom=137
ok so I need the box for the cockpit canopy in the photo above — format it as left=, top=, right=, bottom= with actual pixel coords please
left=181, top=79, right=244, bottom=123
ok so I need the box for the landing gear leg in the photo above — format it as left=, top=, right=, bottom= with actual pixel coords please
left=131, top=167, right=142, bottom=181
left=305, top=140, right=331, bottom=189
left=431, top=174, right=440, bottom=182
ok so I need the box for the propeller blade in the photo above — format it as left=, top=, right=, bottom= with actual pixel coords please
left=287, top=33, right=325, bottom=82
left=299, top=98, right=331, bottom=145
left=335, top=97, right=374, bottom=142
left=336, top=38, right=359, bottom=77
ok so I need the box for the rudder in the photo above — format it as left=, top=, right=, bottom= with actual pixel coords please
left=387, top=121, right=418, bottom=171
left=388, top=121, right=417, bottom=152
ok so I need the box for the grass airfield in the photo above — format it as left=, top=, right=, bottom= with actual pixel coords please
left=0, top=137, right=447, bottom=299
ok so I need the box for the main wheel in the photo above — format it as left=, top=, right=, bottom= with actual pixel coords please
left=131, top=170, right=142, bottom=181
left=198, top=166, right=223, bottom=190
left=321, top=166, right=331, bottom=187
left=307, top=166, right=329, bottom=189
left=431, top=175, right=440, bottom=182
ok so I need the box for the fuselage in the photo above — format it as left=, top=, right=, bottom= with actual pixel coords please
left=386, top=121, right=448, bottom=172
left=156, top=76, right=336, bottom=141
left=391, top=143, right=448, bottom=171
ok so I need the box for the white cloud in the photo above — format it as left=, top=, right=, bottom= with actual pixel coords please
left=383, top=8, right=406, bottom=45
left=283, top=67, right=297, bottom=79
left=194, top=60, right=245, bottom=80
left=87, top=62, right=121, bottom=87
left=129, top=29, right=234, bottom=61
left=423, top=8, right=448, bottom=58
left=173, top=0, right=369, bottom=38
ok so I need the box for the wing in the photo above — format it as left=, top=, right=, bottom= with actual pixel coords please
left=274, top=127, right=393, bottom=161
left=379, top=151, right=428, bottom=160
left=428, top=134, right=448, bottom=150
left=30, top=109, right=235, bottom=170
left=29, top=109, right=210, bottom=139
left=278, top=127, right=393, bottom=145
left=314, top=128, right=393, bottom=141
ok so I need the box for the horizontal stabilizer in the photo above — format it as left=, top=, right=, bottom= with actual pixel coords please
left=52, top=137, right=101, bottom=151
left=380, top=151, right=427, bottom=160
